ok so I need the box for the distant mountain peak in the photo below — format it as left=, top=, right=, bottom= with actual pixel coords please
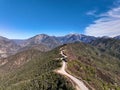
left=101, top=36, right=110, bottom=39
left=0, top=36, right=8, bottom=40
left=30, top=34, right=49, bottom=41
left=34, top=34, right=49, bottom=38
left=114, top=35, right=120, bottom=39
left=36, top=34, right=49, bottom=37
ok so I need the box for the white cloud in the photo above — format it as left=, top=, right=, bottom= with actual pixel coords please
left=86, top=10, right=97, bottom=16
left=85, top=6, right=120, bottom=37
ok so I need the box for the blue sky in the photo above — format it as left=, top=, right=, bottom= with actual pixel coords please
left=0, top=0, right=119, bottom=39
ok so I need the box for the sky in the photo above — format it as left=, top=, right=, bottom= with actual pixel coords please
left=0, top=0, right=120, bottom=39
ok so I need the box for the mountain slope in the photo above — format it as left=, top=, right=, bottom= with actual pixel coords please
left=18, top=44, right=50, bottom=52
left=89, top=38, right=120, bottom=59
left=0, top=35, right=51, bottom=59
left=19, top=34, right=96, bottom=49
left=0, top=48, right=74, bottom=90
left=114, top=35, right=120, bottom=39
left=58, top=34, right=96, bottom=44
left=0, top=36, right=20, bottom=59
left=61, top=43, right=120, bottom=90
left=0, top=49, right=42, bottom=72
left=20, top=34, right=61, bottom=49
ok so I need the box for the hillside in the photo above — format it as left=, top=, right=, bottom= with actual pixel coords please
left=61, top=43, right=120, bottom=90
left=114, top=35, right=120, bottom=39
left=57, top=34, right=96, bottom=44
left=89, top=38, right=120, bottom=59
left=19, top=34, right=61, bottom=49
left=0, top=36, right=20, bottom=59
left=0, top=48, right=74, bottom=90
left=18, top=44, right=50, bottom=52
left=0, top=49, right=42, bottom=72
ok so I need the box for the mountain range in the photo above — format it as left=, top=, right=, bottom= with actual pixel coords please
left=0, top=33, right=120, bottom=90
left=0, top=33, right=120, bottom=59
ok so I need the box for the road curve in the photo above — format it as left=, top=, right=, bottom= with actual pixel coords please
left=57, top=51, right=89, bottom=90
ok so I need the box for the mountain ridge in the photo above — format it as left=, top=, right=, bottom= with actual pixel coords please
left=0, top=34, right=120, bottom=59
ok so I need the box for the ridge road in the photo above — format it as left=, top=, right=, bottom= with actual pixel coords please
left=57, top=50, right=89, bottom=90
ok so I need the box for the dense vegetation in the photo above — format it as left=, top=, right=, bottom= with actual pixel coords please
left=63, top=42, right=120, bottom=90
left=89, top=38, right=120, bottom=59
left=0, top=48, right=74, bottom=90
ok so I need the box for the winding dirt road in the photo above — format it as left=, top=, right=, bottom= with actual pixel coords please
left=57, top=50, right=89, bottom=90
